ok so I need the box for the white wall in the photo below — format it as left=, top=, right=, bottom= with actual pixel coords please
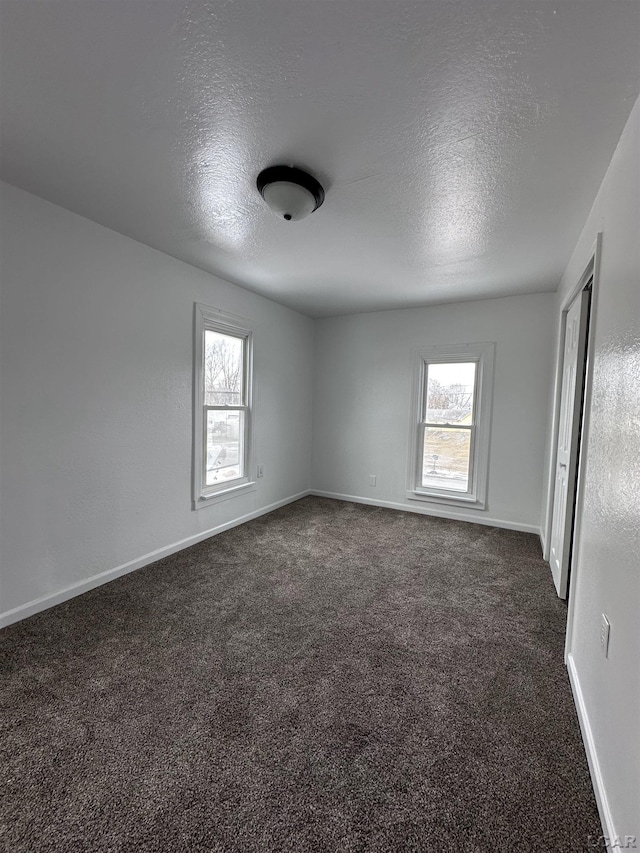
left=311, top=293, right=555, bottom=531
left=549, top=99, right=639, bottom=843
left=0, top=182, right=314, bottom=623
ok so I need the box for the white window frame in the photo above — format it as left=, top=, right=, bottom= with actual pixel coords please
left=192, top=303, right=255, bottom=510
left=406, top=342, right=495, bottom=509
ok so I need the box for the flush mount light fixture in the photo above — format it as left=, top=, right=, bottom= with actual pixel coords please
left=256, top=165, right=325, bottom=221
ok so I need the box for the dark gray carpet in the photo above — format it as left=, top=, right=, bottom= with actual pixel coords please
left=1, top=496, right=601, bottom=852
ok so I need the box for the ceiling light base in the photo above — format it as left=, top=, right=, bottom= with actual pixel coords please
left=257, top=165, right=325, bottom=221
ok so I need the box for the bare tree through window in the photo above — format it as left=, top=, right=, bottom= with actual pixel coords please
left=423, top=362, right=476, bottom=490
left=203, top=330, right=245, bottom=485
left=205, top=332, right=243, bottom=406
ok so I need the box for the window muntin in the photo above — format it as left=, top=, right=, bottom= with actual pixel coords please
left=193, top=305, right=254, bottom=508
left=408, top=343, right=494, bottom=509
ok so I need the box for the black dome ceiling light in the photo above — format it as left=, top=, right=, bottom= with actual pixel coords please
left=256, top=165, right=325, bottom=222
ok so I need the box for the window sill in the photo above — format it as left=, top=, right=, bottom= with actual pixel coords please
left=406, top=489, right=486, bottom=510
left=193, top=481, right=256, bottom=510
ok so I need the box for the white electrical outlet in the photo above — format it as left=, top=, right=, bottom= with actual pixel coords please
left=600, top=614, right=611, bottom=658
left=257, top=464, right=264, bottom=479
left=368, top=474, right=376, bottom=487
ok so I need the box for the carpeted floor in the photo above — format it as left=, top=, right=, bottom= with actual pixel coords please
left=1, top=497, right=601, bottom=852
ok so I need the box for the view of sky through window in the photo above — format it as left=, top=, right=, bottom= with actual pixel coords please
left=422, top=361, right=476, bottom=492
left=204, top=330, right=243, bottom=406
left=204, top=329, right=245, bottom=485
left=425, top=361, right=476, bottom=422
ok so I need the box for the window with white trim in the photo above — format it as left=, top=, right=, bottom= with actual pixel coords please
left=408, top=343, right=494, bottom=508
left=193, top=304, right=254, bottom=508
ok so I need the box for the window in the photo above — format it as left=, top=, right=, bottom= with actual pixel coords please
left=193, top=304, right=254, bottom=508
left=407, top=343, right=494, bottom=508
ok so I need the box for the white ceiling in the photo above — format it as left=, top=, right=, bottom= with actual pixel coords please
left=1, top=1, right=638, bottom=317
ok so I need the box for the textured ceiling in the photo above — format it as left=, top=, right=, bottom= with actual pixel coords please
left=1, top=1, right=638, bottom=317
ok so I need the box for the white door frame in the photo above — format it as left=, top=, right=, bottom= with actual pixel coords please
left=549, top=288, right=591, bottom=598
left=541, top=234, right=601, bottom=659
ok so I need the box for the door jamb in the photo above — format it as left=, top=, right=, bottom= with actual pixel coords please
left=543, top=234, right=601, bottom=661
left=543, top=234, right=601, bottom=559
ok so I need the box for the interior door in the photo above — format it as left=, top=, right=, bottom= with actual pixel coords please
left=549, top=288, right=591, bottom=598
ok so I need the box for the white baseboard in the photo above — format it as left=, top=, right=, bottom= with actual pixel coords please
left=310, top=490, right=541, bottom=535
left=0, top=489, right=541, bottom=628
left=567, top=653, right=616, bottom=851
left=0, top=490, right=311, bottom=629
left=539, top=527, right=547, bottom=558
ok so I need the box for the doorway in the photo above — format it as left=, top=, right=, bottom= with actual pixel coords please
left=543, top=234, right=602, bottom=604
left=549, top=282, right=592, bottom=599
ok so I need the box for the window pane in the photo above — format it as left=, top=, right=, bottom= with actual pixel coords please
left=425, top=362, right=476, bottom=425
left=204, top=330, right=244, bottom=406
left=422, top=427, right=471, bottom=492
left=206, top=410, right=244, bottom=486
